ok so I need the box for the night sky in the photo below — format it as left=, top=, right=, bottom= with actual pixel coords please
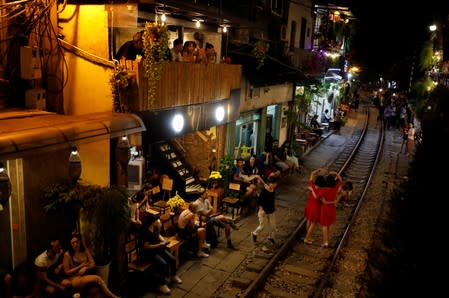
left=340, top=0, right=449, bottom=88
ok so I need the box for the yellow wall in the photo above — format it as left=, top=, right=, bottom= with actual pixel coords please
left=59, top=4, right=113, bottom=116
left=57, top=5, right=113, bottom=185
left=78, top=140, right=110, bottom=187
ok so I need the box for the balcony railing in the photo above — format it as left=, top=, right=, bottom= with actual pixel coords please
left=122, top=61, right=242, bottom=111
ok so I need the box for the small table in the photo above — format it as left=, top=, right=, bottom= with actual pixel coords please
left=153, top=200, right=169, bottom=215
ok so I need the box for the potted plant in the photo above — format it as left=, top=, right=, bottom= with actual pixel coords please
left=252, top=40, right=270, bottom=70
left=218, top=155, right=237, bottom=197
left=82, top=185, right=130, bottom=282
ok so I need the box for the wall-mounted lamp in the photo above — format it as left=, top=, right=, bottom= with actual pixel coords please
left=220, top=24, right=230, bottom=33
left=172, top=114, right=184, bottom=133
left=116, top=135, right=131, bottom=170
left=68, top=146, right=82, bottom=183
left=0, top=162, right=11, bottom=211
left=215, top=106, right=225, bottom=122
left=193, top=19, right=204, bottom=28
left=161, top=13, right=167, bottom=22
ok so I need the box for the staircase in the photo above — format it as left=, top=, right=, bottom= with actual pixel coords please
left=154, top=141, right=203, bottom=197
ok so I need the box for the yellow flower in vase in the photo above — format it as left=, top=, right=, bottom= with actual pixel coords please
left=167, top=194, right=185, bottom=214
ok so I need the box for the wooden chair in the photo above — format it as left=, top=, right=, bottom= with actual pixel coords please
left=125, top=233, right=152, bottom=274
left=222, top=182, right=241, bottom=219
left=206, top=190, right=224, bottom=236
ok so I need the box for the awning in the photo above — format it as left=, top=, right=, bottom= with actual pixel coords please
left=0, top=109, right=146, bottom=158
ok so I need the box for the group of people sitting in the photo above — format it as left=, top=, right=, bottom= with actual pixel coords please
left=115, top=30, right=217, bottom=65
left=236, top=139, right=301, bottom=192
left=127, top=178, right=239, bottom=295
left=170, top=38, right=216, bottom=64
left=32, top=234, right=120, bottom=298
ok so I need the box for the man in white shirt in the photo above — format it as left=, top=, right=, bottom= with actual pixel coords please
left=194, top=190, right=239, bottom=249
left=34, top=238, right=67, bottom=297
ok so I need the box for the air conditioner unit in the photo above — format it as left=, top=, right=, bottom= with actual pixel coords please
left=280, top=25, right=287, bottom=41
left=20, top=46, right=42, bottom=80
left=25, top=88, right=46, bottom=110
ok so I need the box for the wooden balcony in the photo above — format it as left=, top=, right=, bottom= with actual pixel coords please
left=122, top=61, right=242, bottom=111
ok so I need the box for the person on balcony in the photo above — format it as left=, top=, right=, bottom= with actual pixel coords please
left=170, top=38, right=183, bottom=62
left=181, top=41, right=198, bottom=63
left=197, top=42, right=216, bottom=64
left=115, top=30, right=144, bottom=60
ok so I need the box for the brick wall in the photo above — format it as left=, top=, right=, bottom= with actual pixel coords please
left=173, top=125, right=225, bottom=181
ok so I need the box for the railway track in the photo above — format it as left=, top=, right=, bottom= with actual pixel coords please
left=234, top=104, right=385, bottom=298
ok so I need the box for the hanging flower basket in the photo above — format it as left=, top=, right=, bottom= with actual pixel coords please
left=252, top=40, right=270, bottom=70
left=142, top=21, right=170, bottom=108
left=110, top=63, right=132, bottom=112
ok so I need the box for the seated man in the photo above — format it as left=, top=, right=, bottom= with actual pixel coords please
left=321, top=109, right=331, bottom=124
left=176, top=203, right=209, bottom=258
left=34, top=238, right=67, bottom=297
left=141, top=215, right=182, bottom=295
left=194, top=189, right=239, bottom=249
left=310, top=114, right=324, bottom=137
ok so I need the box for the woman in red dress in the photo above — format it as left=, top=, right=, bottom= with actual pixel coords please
left=320, top=171, right=342, bottom=247
left=303, top=168, right=326, bottom=244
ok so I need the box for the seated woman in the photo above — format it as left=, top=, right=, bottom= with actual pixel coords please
left=181, top=41, right=198, bottom=63
left=271, top=139, right=293, bottom=175
left=141, top=215, right=182, bottom=295
left=176, top=203, right=209, bottom=258
left=256, top=148, right=281, bottom=180
left=62, top=234, right=119, bottom=298
left=280, top=140, right=301, bottom=174
left=232, top=158, right=258, bottom=200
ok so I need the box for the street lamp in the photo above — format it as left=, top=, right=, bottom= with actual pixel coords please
left=0, top=162, right=12, bottom=211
